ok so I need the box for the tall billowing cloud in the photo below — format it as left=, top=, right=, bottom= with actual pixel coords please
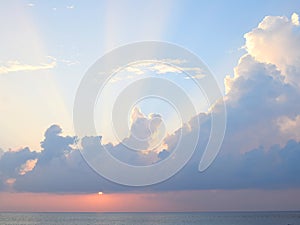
left=243, top=13, right=300, bottom=89
left=224, top=13, right=300, bottom=152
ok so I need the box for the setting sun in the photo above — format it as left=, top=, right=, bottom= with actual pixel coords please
left=98, top=192, right=103, bottom=196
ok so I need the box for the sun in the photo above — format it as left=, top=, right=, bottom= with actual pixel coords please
left=98, top=192, right=103, bottom=195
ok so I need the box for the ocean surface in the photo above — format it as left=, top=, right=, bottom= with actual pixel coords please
left=0, top=212, right=299, bottom=225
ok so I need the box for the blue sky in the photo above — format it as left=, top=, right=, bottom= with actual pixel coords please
left=0, top=0, right=298, bottom=150
left=1, top=0, right=300, bottom=211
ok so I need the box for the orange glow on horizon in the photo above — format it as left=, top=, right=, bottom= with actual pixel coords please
left=1, top=190, right=300, bottom=212
left=0, top=192, right=174, bottom=212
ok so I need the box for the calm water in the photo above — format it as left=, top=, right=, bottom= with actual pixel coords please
left=0, top=212, right=299, bottom=225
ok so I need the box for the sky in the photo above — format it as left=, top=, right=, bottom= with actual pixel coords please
left=0, top=0, right=300, bottom=212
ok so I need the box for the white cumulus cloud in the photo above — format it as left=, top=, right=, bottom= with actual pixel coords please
left=243, top=13, right=300, bottom=89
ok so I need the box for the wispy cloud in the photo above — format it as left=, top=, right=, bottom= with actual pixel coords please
left=126, top=59, right=205, bottom=77
left=66, top=5, right=75, bottom=10
left=60, top=59, right=80, bottom=66
left=0, top=57, right=57, bottom=74
left=109, top=59, right=207, bottom=83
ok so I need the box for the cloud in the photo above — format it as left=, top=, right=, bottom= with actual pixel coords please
left=0, top=148, right=37, bottom=178
left=292, top=13, right=300, bottom=26
left=0, top=123, right=298, bottom=193
left=223, top=55, right=299, bottom=153
left=66, top=5, right=74, bottom=10
left=102, top=107, right=167, bottom=166
left=109, top=59, right=207, bottom=84
left=1, top=13, right=300, bottom=194
left=38, top=125, right=75, bottom=164
left=243, top=13, right=300, bottom=88
left=11, top=127, right=125, bottom=193
left=152, top=139, right=300, bottom=191
left=0, top=58, right=56, bottom=74
left=224, top=13, right=300, bottom=152
left=158, top=149, right=170, bottom=160
left=0, top=147, right=37, bottom=190
left=18, top=159, right=38, bottom=176
left=126, top=107, right=165, bottom=150
left=5, top=178, right=16, bottom=186
left=11, top=125, right=93, bottom=193
left=60, top=59, right=80, bottom=66
left=277, top=115, right=300, bottom=142
left=0, top=148, right=3, bottom=159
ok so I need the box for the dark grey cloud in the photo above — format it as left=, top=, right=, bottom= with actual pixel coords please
left=38, top=124, right=75, bottom=164
left=0, top=147, right=37, bottom=190
left=158, top=149, right=170, bottom=160
left=0, top=148, right=3, bottom=158
left=0, top=148, right=37, bottom=177
left=0, top=120, right=298, bottom=193
left=155, top=139, right=300, bottom=191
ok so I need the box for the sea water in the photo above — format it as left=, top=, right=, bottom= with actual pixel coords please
left=0, top=211, right=299, bottom=225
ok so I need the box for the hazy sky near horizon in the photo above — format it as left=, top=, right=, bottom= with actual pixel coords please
left=1, top=0, right=300, bottom=212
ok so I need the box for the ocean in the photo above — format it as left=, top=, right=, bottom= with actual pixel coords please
left=0, top=212, right=299, bottom=225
